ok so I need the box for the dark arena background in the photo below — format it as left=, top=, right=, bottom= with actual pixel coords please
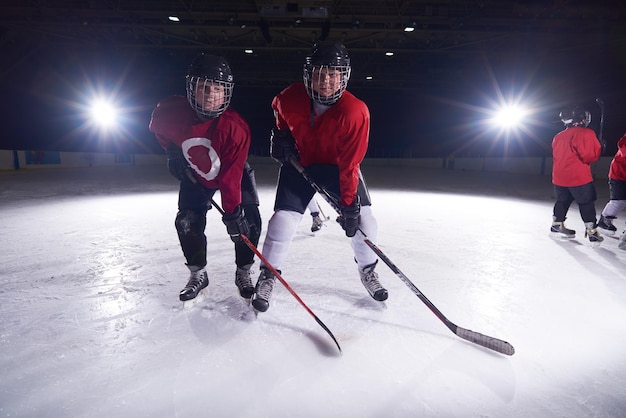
left=1, top=1, right=625, bottom=158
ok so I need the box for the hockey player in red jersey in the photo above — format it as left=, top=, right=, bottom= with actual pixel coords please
left=149, top=53, right=261, bottom=302
left=251, top=42, right=387, bottom=312
left=597, top=133, right=626, bottom=246
left=550, top=105, right=603, bottom=243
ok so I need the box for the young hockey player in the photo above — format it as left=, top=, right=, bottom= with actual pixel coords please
left=149, top=53, right=262, bottom=302
left=550, top=105, right=603, bottom=243
left=251, top=42, right=387, bottom=312
left=597, top=133, right=626, bottom=248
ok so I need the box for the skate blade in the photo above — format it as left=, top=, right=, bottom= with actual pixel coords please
left=549, top=232, right=575, bottom=240
left=180, top=287, right=208, bottom=309
left=239, top=296, right=258, bottom=319
left=597, top=228, right=616, bottom=236
left=588, top=240, right=603, bottom=248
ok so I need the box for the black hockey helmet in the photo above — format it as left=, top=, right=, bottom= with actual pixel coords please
left=559, top=105, right=591, bottom=127
left=303, top=42, right=351, bottom=105
left=186, top=53, right=234, bottom=119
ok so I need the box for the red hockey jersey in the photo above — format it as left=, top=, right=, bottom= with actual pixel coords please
left=271, top=83, right=370, bottom=207
left=149, top=95, right=251, bottom=214
left=608, top=133, right=626, bottom=181
left=551, top=126, right=602, bottom=187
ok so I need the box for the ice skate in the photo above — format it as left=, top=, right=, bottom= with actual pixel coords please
left=584, top=222, right=603, bottom=246
left=252, top=267, right=277, bottom=312
left=619, top=232, right=626, bottom=250
left=597, top=215, right=617, bottom=236
left=235, top=264, right=255, bottom=301
left=180, top=266, right=209, bottom=302
left=310, top=212, right=324, bottom=232
left=550, top=221, right=575, bottom=239
left=359, top=261, right=388, bottom=302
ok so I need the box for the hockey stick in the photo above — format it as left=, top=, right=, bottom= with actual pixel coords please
left=209, top=197, right=342, bottom=354
left=596, top=97, right=606, bottom=153
left=289, top=157, right=515, bottom=356
left=314, top=197, right=330, bottom=221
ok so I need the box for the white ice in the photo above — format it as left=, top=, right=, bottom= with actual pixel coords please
left=1, top=159, right=625, bottom=417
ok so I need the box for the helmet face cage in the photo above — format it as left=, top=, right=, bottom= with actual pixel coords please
left=186, top=76, right=233, bottom=119
left=303, top=42, right=351, bottom=105
left=186, top=53, right=234, bottom=119
left=560, top=106, right=591, bottom=127
left=303, top=64, right=351, bottom=105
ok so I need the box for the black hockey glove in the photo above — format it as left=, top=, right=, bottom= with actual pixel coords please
left=270, top=129, right=298, bottom=165
left=166, top=148, right=189, bottom=181
left=222, top=205, right=250, bottom=243
left=337, top=196, right=360, bottom=237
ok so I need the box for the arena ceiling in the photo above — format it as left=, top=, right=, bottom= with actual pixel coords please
left=2, top=1, right=625, bottom=90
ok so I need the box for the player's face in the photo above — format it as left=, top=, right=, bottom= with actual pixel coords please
left=193, top=80, right=225, bottom=112
left=311, top=67, right=342, bottom=97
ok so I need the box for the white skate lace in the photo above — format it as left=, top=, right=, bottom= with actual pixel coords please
left=235, top=268, right=253, bottom=290
left=256, top=273, right=275, bottom=302
left=361, top=269, right=383, bottom=295
left=185, top=271, right=207, bottom=292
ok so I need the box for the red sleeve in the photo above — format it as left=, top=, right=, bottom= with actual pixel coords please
left=214, top=120, right=250, bottom=214
left=572, top=128, right=602, bottom=164
left=336, top=97, right=370, bottom=207
left=272, top=96, right=290, bottom=131
left=609, top=133, right=626, bottom=180
left=148, top=96, right=198, bottom=149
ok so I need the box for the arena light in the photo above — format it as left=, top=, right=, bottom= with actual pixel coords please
left=490, top=104, right=529, bottom=130
left=89, top=98, right=118, bottom=129
left=404, top=21, right=416, bottom=32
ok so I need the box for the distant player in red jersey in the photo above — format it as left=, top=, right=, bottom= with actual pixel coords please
left=251, top=42, right=387, bottom=312
left=149, top=53, right=261, bottom=302
left=597, top=133, right=626, bottom=247
left=550, top=105, right=603, bottom=243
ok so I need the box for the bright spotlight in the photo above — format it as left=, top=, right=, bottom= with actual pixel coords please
left=491, top=104, right=528, bottom=129
left=89, top=98, right=118, bottom=129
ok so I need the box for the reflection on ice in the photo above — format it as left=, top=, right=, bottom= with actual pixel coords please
left=1, top=163, right=626, bottom=417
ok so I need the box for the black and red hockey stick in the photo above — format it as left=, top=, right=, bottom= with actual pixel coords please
left=596, top=97, right=606, bottom=153
left=289, top=157, right=515, bottom=356
left=210, top=197, right=342, bottom=354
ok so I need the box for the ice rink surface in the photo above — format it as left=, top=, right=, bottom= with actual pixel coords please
left=1, top=159, right=625, bottom=417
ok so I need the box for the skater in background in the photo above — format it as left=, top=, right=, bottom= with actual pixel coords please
left=149, top=52, right=262, bottom=302
left=251, top=42, right=387, bottom=312
left=550, top=105, right=603, bottom=243
left=597, top=132, right=626, bottom=248
left=307, top=197, right=324, bottom=232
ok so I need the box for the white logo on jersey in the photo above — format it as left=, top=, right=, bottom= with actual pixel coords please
left=181, top=137, right=221, bottom=182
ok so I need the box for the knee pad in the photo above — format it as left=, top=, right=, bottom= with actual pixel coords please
left=175, top=209, right=206, bottom=236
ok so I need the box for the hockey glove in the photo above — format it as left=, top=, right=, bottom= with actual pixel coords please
left=166, top=148, right=189, bottom=181
left=338, top=196, right=361, bottom=237
left=270, top=129, right=298, bottom=165
left=222, top=205, right=250, bottom=243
